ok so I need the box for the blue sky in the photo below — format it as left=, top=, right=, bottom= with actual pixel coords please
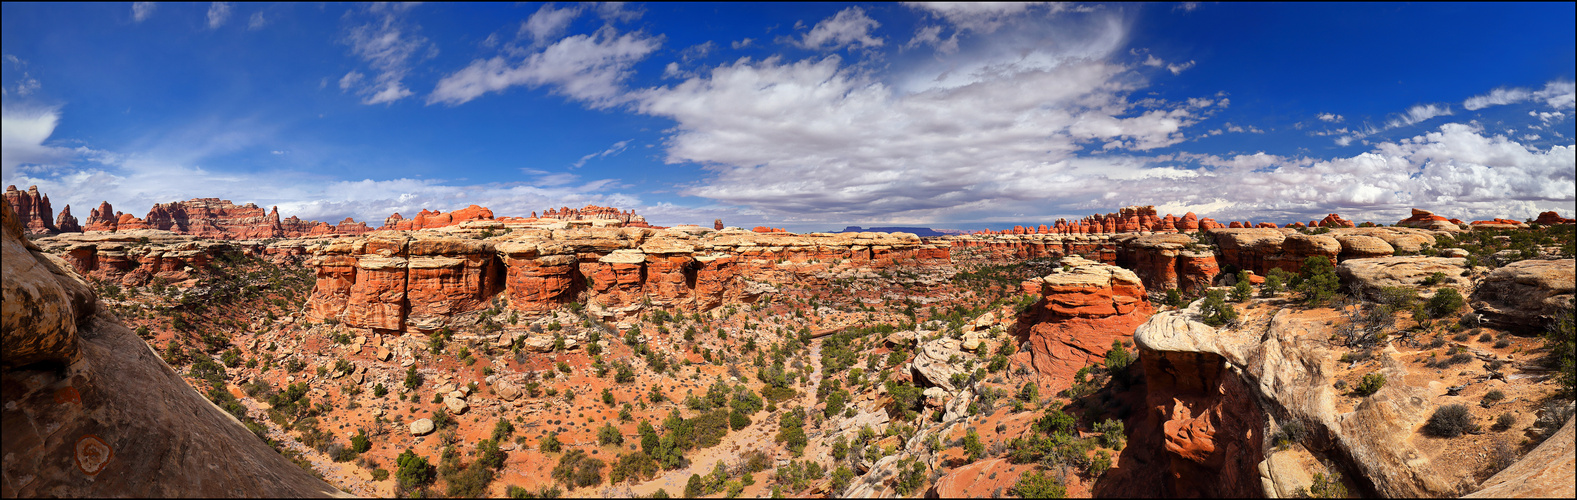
left=3, top=2, right=1574, bottom=232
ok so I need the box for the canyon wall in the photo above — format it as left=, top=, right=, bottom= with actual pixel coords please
left=303, top=225, right=951, bottom=332
left=1013, top=255, right=1154, bottom=393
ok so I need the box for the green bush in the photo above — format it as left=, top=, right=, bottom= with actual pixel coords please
left=1424, top=404, right=1478, bottom=437
left=1355, top=372, right=1386, bottom=396
left=395, top=449, right=435, bottom=489
left=1426, top=288, right=1465, bottom=318
left=1199, top=289, right=1239, bottom=327
left=540, top=432, right=562, bottom=453
left=1296, top=256, right=1341, bottom=306
left=550, top=449, right=604, bottom=490
left=1013, top=469, right=1066, bottom=498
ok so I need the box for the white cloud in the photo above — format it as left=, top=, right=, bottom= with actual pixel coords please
left=906, top=2, right=1044, bottom=35
left=594, top=2, right=643, bottom=23
left=572, top=139, right=632, bottom=168
left=904, top=25, right=958, bottom=54
left=796, top=6, right=884, bottom=51
left=1464, top=80, right=1575, bottom=110
left=429, top=26, right=660, bottom=108
left=1142, top=54, right=1164, bottom=67
left=1317, top=112, right=1343, bottom=123
left=731, top=38, right=754, bottom=49
left=248, top=11, right=266, bottom=31
left=1166, top=60, right=1195, bottom=75
left=2, top=105, right=75, bottom=172
left=338, top=71, right=364, bottom=91
left=339, top=3, right=432, bottom=105
left=1175, top=3, right=1202, bottom=12
left=520, top=4, right=582, bottom=46
left=132, top=2, right=155, bottom=23
left=1385, top=103, right=1452, bottom=129
left=206, top=2, right=231, bottom=30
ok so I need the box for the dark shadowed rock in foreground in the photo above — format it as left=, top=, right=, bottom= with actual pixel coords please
left=1, top=202, right=344, bottom=497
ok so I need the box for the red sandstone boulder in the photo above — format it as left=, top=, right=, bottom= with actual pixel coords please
left=85, top=201, right=118, bottom=231
left=1319, top=213, right=1354, bottom=228
left=1535, top=211, right=1575, bottom=225
left=1396, top=208, right=1460, bottom=231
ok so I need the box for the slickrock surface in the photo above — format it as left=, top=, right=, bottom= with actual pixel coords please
left=1, top=202, right=344, bottom=497
left=1466, top=419, right=1576, bottom=498
left=1469, top=258, right=1575, bottom=333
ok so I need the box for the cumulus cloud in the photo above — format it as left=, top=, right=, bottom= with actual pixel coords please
left=1166, top=60, right=1195, bottom=75
left=132, top=2, right=155, bottom=22
left=594, top=2, right=643, bottom=23
left=206, top=2, right=231, bottom=30
left=731, top=38, right=754, bottom=49
left=1317, top=112, right=1343, bottom=122
left=339, top=3, right=433, bottom=105
left=906, top=2, right=1043, bottom=35
left=794, top=6, right=884, bottom=51
left=428, top=26, right=660, bottom=107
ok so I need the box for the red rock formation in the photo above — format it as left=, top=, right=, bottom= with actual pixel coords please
left=714, top=219, right=724, bottom=230
left=1140, top=349, right=1266, bottom=497
left=1395, top=208, right=1460, bottom=231
left=116, top=213, right=150, bottom=230
left=3, top=185, right=58, bottom=234
left=55, top=205, right=82, bottom=233
left=1535, top=211, right=1575, bottom=225
left=1318, top=213, right=1354, bottom=228
left=85, top=201, right=117, bottom=231
left=751, top=226, right=787, bottom=233
left=1123, top=234, right=1220, bottom=294
left=1255, top=222, right=1278, bottom=229
left=382, top=205, right=495, bottom=231
left=532, top=204, right=651, bottom=227
left=1015, top=256, right=1153, bottom=393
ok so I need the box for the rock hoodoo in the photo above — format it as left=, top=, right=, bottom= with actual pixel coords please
left=3, top=185, right=58, bottom=234
left=1014, top=255, right=1153, bottom=392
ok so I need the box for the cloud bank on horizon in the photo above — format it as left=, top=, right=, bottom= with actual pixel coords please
left=2, top=2, right=1574, bottom=231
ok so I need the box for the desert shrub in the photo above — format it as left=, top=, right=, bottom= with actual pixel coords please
left=1230, top=279, right=1253, bottom=303
left=1095, top=418, right=1125, bottom=449
left=1307, top=471, right=1347, bottom=498
left=539, top=432, right=562, bottom=453
left=1424, top=404, right=1478, bottom=437
left=1493, top=412, right=1517, bottom=431
left=1199, top=289, right=1239, bottom=327
left=1105, top=339, right=1133, bottom=372
left=1481, top=389, right=1506, bottom=408
left=1546, top=306, right=1575, bottom=398
left=550, top=449, right=605, bottom=490
left=1426, top=288, right=1465, bottom=318
left=1421, top=271, right=1449, bottom=286
left=962, top=428, right=985, bottom=462
left=395, top=449, right=435, bottom=489
left=1355, top=372, right=1386, bottom=396
left=598, top=423, right=624, bottom=445
left=1271, top=419, right=1307, bottom=448
left=1013, top=469, right=1066, bottom=498
left=1296, top=256, right=1341, bottom=306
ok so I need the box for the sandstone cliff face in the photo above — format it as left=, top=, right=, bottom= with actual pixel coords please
left=1131, top=301, right=1489, bottom=498
left=54, top=205, right=82, bottom=233
left=0, top=202, right=342, bottom=497
left=1014, top=255, right=1153, bottom=393
left=30, top=230, right=329, bottom=287
left=304, top=225, right=952, bottom=332
left=1121, top=233, right=1220, bottom=293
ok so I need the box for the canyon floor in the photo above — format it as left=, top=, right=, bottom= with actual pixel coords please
left=8, top=209, right=1575, bottom=498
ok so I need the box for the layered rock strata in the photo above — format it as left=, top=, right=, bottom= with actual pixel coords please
left=1014, top=256, right=1153, bottom=392
left=1, top=202, right=343, bottom=497
left=1469, top=258, right=1575, bottom=334
left=3, top=185, right=58, bottom=234
left=304, top=226, right=951, bottom=332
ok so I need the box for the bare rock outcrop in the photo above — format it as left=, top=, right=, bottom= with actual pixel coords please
left=1465, top=418, right=1576, bottom=498
left=1, top=202, right=343, bottom=497
left=1469, top=258, right=1575, bottom=333
left=1336, top=256, right=1472, bottom=298
left=1015, top=255, right=1152, bottom=393
left=1132, top=299, right=1480, bottom=497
